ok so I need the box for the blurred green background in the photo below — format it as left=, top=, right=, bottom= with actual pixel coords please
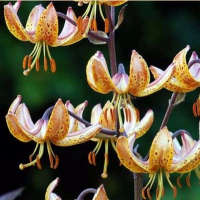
left=0, top=1, right=200, bottom=199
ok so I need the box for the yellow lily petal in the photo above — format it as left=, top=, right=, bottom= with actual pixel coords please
left=128, top=50, right=150, bottom=96
left=86, top=51, right=116, bottom=94
left=52, top=124, right=102, bottom=146
left=92, top=184, right=108, bottom=200
left=134, top=109, right=154, bottom=139
left=116, top=134, right=148, bottom=173
left=5, top=113, right=31, bottom=142
left=46, top=99, right=69, bottom=141
left=136, top=63, right=175, bottom=96
left=4, top=1, right=29, bottom=41
left=35, top=2, right=58, bottom=45
left=173, top=45, right=200, bottom=88
left=149, top=127, right=174, bottom=172
left=45, top=177, right=61, bottom=200
left=150, top=65, right=194, bottom=93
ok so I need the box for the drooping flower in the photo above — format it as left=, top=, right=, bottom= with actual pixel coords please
left=74, top=0, right=127, bottom=35
left=4, top=1, right=88, bottom=75
left=45, top=177, right=109, bottom=200
left=150, top=45, right=200, bottom=93
left=6, top=95, right=101, bottom=169
left=116, top=126, right=200, bottom=200
left=87, top=101, right=153, bottom=178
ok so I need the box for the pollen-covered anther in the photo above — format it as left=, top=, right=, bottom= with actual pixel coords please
left=177, top=176, right=182, bottom=188
left=172, top=186, right=177, bottom=199
left=104, top=18, right=109, bottom=33
left=49, top=154, right=54, bottom=169
left=54, top=155, right=59, bottom=169
left=36, top=155, right=42, bottom=169
left=192, top=96, right=200, bottom=117
left=23, top=55, right=28, bottom=69
left=36, top=58, right=40, bottom=72
left=186, top=173, right=191, bottom=187
left=28, top=56, right=32, bottom=69
left=77, top=16, right=83, bottom=34
left=142, top=188, right=147, bottom=200
left=147, top=187, right=152, bottom=200
left=88, top=152, right=96, bottom=165
left=44, top=57, right=48, bottom=71
left=91, top=19, right=97, bottom=32
left=50, top=58, right=56, bottom=73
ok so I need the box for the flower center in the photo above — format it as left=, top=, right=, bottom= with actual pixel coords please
left=22, top=41, right=56, bottom=76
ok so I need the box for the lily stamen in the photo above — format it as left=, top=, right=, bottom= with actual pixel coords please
left=19, top=143, right=44, bottom=170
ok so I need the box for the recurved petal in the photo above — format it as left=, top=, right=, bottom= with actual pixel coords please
left=128, top=50, right=150, bottom=96
left=45, top=177, right=61, bottom=200
left=123, top=104, right=138, bottom=137
left=173, top=45, right=200, bottom=88
left=92, top=185, right=108, bottom=200
left=135, top=63, right=175, bottom=97
left=86, top=51, right=115, bottom=94
left=5, top=113, right=31, bottom=142
left=91, top=104, right=102, bottom=124
left=134, top=109, right=154, bottom=139
left=25, top=4, right=44, bottom=41
left=116, top=134, right=148, bottom=173
left=8, top=95, right=22, bottom=113
left=171, top=134, right=200, bottom=173
left=51, top=124, right=102, bottom=146
left=4, top=1, right=29, bottom=41
left=149, top=127, right=174, bottom=172
left=46, top=99, right=69, bottom=141
left=150, top=65, right=194, bottom=93
left=35, top=2, right=58, bottom=45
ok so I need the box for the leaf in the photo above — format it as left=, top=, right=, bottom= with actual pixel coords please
left=0, top=187, right=24, bottom=200
left=88, top=31, right=108, bottom=45
left=114, top=4, right=128, bottom=30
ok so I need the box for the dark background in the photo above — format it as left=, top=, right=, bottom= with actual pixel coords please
left=0, top=1, right=200, bottom=199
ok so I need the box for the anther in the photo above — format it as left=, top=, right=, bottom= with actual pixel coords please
left=44, top=57, right=48, bottom=71
left=23, top=55, right=28, bottom=69
left=50, top=58, right=56, bottom=73
left=104, top=18, right=109, bottom=33
left=142, top=188, right=147, bottom=200
left=177, top=176, right=182, bottom=188
left=147, top=188, right=152, bottom=200
left=91, top=19, right=97, bottom=32
left=54, top=155, right=59, bottom=169
left=88, top=152, right=93, bottom=165
left=77, top=16, right=83, bottom=34
left=92, top=152, right=96, bottom=166
left=49, top=155, right=54, bottom=169
left=28, top=56, right=32, bottom=69
left=36, top=155, right=42, bottom=169
left=172, top=186, right=177, bottom=199
left=186, top=174, right=191, bottom=187
left=36, top=58, right=40, bottom=72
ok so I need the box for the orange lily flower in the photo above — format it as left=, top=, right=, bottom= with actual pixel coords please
left=150, top=45, right=200, bottom=93
left=45, top=177, right=108, bottom=200
left=6, top=95, right=101, bottom=169
left=87, top=101, right=153, bottom=178
left=4, top=1, right=88, bottom=75
left=86, top=50, right=174, bottom=123
left=74, top=0, right=127, bottom=35
left=116, top=127, right=200, bottom=200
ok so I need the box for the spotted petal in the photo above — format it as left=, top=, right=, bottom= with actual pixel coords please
left=86, top=51, right=116, bottom=94
left=149, top=127, right=174, bottom=172
left=116, top=134, right=149, bottom=173
left=52, top=124, right=102, bottom=146
left=35, top=2, right=58, bottom=45
left=46, top=99, right=69, bottom=141
left=92, top=185, right=108, bottom=200
left=4, top=1, right=29, bottom=41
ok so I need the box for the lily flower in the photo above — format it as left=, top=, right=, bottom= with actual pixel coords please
left=116, top=126, right=200, bottom=200
left=74, top=0, right=128, bottom=35
left=6, top=95, right=101, bottom=169
left=4, top=1, right=88, bottom=75
left=86, top=50, right=174, bottom=128
left=87, top=101, right=153, bottom=178
left=150, top=45, right=200, bottom=93
left=45, top=177, right=108, bottom=200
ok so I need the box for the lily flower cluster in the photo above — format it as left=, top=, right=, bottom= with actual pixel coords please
left=4, top=1, right=200, bottom=200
